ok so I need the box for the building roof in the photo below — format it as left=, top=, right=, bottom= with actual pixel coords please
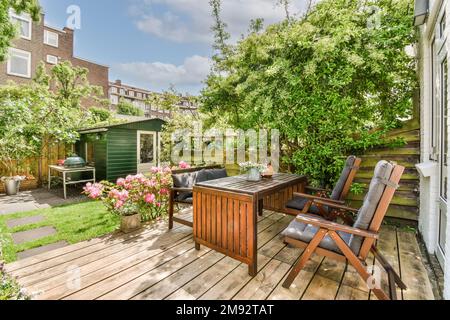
left=78, top=118, right=166, bottom=134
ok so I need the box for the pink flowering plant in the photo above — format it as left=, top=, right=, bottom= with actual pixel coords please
left=83, top=166, right=173, bottom=222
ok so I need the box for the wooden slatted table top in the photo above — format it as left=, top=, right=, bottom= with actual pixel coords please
left=195, top=173, right=307, bottom=196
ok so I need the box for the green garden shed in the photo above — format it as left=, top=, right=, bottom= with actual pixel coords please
left=76, top=119, right=166, bottom=182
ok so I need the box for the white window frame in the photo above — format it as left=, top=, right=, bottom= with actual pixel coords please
left=7, top=48, right=31, bottom=78
left=44, top=30, right=59, bottom=47
left=46, top=54, right=58, bottom=65
left=9, top=11, right=32, bottom=40
left=110, top=87, right=117, bottom=94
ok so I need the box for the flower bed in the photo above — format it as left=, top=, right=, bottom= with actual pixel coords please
left=84, top=166, right=172, bottom=222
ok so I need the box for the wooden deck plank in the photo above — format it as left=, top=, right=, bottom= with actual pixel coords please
left=132, top=250, right=226, bottom=300
left=232, top=259, right=291, bottom=300
left=300, top=258, right=347, bottom=300
left=68, top=211, right=283, bottom=300
left=5, top=208, right=435, bottom=301
left=198, top=216, right=292, bottom=300
left=5, top=220, right=168, bottom=274
left=369, top=226, right=402, bottom=300
left=29, top=228, right=192, bottom=299
left=63, top=239, right=197, bottom=300
left=163, top=212, right=283, bottom=300
left=165, top=257, right=241, bottom=300
left=267, top=248, right=323, bottom=300
left=6, top=210, right=194, bottom=274
left=17, top=222, right=189, bottom=287
left=397, top=230, right=435, bottom=300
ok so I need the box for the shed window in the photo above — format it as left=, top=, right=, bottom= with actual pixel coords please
left=85, top=142, right=94, bottom=164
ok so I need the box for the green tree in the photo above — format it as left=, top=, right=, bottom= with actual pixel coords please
left=116, top=98, right=144, bottom=116
left=209, top=0, right=232, bottom=70
left=34, top=61, right=104, bottom=110
left=201, top=0, right=417, bottom=186
left=0, top=0, right=42, bottom=61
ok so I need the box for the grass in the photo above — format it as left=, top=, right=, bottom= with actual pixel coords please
left=0, top=201, right=120, bottom=263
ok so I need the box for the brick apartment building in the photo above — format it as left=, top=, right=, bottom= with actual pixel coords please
left=109, top=80, right=170, bottom=119
left=109, top=80, right=199, bottom=119
left=0, top=11, right=109, bottom=104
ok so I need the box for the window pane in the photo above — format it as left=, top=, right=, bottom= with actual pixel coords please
left=9, top=51, right=29, bottom=76
left=140, top=134, right=155, bottom=164
left=441, top=58, right=448, bottom=200
left=45, top=31, right=58, bottom=46
left=11, top=16, right=30, bottom=38
left=439, top=209, right=447, bottom=254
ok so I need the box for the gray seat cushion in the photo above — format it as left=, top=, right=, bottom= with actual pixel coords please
left=283, top=160, right=395, bottom=256
left=282, top=217, right=352, bottom=254
left=348, top=160, right=394, bottom=254
left=330, top=156, right=357, bottom=200
left=286, top=197, right=322, bottom=215
left=286, top=156, right=356, bottom=215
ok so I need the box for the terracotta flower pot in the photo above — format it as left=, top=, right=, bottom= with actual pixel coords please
left=120, top=214, right=141, bottom=233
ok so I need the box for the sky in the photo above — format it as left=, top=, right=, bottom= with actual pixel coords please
left=39, top=0, right=313, bottom=95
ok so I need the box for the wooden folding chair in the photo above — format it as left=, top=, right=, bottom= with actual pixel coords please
left=282, top=161, right=407, bottom=300
left=285, top=156, right=361, bottom=222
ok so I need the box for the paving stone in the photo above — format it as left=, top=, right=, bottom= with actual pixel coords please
left=0, top=203, right=39, bottom=215
left=6, top=215, right=45, bottom=228
left=11, top=226, right=57, bottom=245
left=17, top=241, right=68, bottom=260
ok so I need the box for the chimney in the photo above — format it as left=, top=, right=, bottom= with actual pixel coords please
left=115, top=80, right=122, bottom=86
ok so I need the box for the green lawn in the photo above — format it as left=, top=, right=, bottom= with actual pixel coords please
left=0, top=201, right=120, bottom=263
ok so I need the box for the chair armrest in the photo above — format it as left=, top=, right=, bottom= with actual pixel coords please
left=293, top=192, right=345, bottom=204
left=296, top=214, right=379, bottom=239
left=313, top=200, right=359, bottom=212
left=305, top=186, right=332, bottom=194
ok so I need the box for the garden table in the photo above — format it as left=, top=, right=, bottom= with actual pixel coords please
left=193, top=173, right=307, bottom=276
left=48, top=165, right=96, bottom=199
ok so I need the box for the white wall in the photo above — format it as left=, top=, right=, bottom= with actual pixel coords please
left=418, top=0, right=450, bottom=299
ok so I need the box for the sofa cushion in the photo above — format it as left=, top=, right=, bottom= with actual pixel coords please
left=330, top=156, right=357, bottom=200
left=172, top=172, right=198, bottom=203
left=172, top=172, right=198, bottom=188
left=195, top=168, right=228, bottom=183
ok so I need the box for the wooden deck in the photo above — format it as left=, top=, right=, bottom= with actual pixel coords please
left=4, top=209, right=436, bottom=300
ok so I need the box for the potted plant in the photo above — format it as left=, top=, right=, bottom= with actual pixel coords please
left=83, top=168, right=173, bottom=233
left=239, top=162, right=268, bottom=182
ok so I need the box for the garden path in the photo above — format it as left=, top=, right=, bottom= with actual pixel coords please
left=0, top=188, right=85, bottom=260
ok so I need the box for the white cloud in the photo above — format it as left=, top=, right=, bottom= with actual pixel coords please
left=113, top=55, right=213, bottom=92
left=129, top=0, right=314, bottom=44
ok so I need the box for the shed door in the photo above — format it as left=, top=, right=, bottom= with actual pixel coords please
left=137, top=131, right=157, bottom=173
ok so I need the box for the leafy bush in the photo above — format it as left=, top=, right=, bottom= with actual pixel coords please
left=83, top=168, right=173, bottom=222
left=0, top=268, right=28, bottom=300
left=90, top=107, right=112, bottom=122
left=117, top=99, right=144, bottom=116
left=201, top=0, right=417, bottom=186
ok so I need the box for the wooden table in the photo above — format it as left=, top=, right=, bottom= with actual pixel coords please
left=48, top=165, right=96, bottom=199
left=193, top=173, right=307, bottom=276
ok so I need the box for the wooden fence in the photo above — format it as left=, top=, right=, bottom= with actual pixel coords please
left=0, top=143, right=72, bottom=192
